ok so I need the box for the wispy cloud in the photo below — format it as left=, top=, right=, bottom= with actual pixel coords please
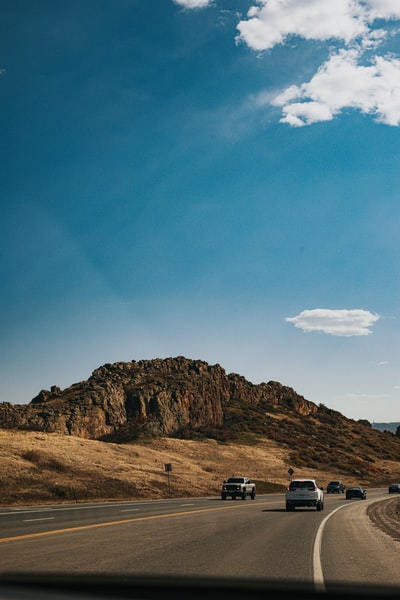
left=172, top=0, right=212, bottom=8
left=340, top=392, right=390, bottom=401
left=285, top=308, right=380, bottom=336
left=235, top=0, right=400, bottom=126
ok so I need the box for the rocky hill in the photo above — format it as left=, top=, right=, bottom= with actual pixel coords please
left=1, top=356, right=399, bottom=480
left=0, top=357, right=316, bottom=439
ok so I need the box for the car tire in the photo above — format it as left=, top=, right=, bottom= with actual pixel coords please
left=316, top=501, right=322, bottom=511
left=251, top=491, right=256, bottom=500
left=242, top=492, right=246, bottom=500
left=221, top=494, right=226, bottom=500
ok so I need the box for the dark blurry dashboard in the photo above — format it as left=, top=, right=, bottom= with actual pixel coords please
left=0, top=574, right=400, bottom=600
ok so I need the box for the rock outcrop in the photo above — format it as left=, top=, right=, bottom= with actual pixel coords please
left=0, top=356, right=317, bottom=439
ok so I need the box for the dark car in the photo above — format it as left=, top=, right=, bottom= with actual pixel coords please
left=388, top=483, right=400, bottom=493
left=346, top=486, right=367, bottom=500
left=327, top=480, right=345, bottom=493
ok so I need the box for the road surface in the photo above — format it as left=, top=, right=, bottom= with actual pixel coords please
left=1, top=489, right=399, bottom=590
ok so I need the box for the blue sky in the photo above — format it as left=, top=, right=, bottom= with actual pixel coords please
left=1, top=0, right=400, bottom=422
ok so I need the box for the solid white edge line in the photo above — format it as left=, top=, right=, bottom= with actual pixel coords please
left=313, top=504, right=349, bottom=591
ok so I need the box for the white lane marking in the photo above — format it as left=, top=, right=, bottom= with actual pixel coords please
left=313, top=504, right=349, bottom=591
left=0, top=504, right=135, bottom=517
left=23, top=517, right=55, bottom=523
left=0, top=498, right=211, bottom=517
left=180, top=504, right=194, bottom=507
left=0, top=508, right=52, bottom=516
left=120, top=509, right=140, bottom=512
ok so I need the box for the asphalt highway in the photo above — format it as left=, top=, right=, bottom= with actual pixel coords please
left=1, top=489, right=399, bottom=590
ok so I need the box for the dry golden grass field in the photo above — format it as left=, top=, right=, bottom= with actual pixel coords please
left=2, top=429, right=400, bottom=506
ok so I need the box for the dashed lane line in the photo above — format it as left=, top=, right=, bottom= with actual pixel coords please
left=0, top=500, right=275, bottom=544
left=22, top=517, right=55, bottom=523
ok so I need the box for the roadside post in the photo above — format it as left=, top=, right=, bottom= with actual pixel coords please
left=164, top=463, right=172, bottom=495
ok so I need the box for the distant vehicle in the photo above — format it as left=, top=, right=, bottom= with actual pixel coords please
left=221, top=477, right=256, bottom=500
left=345, top=486, right=367, bottom=500
left=327, top=480, right=345, bottom=493
left=388, top=483, right=400, bottom=493
left=285, top=478, right=324, bottom=511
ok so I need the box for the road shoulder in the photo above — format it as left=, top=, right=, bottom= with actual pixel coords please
left=322, top=497, right=400, bottom=586
left=367, top=496, right=400, bottom=542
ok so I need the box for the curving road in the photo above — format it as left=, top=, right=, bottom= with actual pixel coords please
left=0, top=489, right=399, bottom=589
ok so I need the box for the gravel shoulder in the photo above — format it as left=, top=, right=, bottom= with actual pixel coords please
left=368, top=496, right=400, bottom=542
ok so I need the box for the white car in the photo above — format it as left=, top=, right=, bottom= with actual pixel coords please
left=285, top=478, right=324, bottom=511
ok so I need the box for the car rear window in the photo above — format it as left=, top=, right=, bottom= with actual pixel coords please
left=289, top=480, right=315, bottom=490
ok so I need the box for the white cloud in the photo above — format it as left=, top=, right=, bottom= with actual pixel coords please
left=364, top=0, right=400, bottom=21
left=235, top=0, right=400, bottom=126
left=172, top=0, right=212, bottom=8
left=285, top=308, right=380, bottom=336
left=273, top=48, right=400, bottom=126
left=236, top=0, right=368, bottom=51
left=236, top=0, right=400, bottom=51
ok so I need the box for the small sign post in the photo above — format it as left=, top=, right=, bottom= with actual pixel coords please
left=164, top=463, right=172, bottom=494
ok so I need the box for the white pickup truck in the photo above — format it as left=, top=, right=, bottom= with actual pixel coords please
left=221, top=477, right=256, bottom=500
left=285, top=478, right=324, bottom=511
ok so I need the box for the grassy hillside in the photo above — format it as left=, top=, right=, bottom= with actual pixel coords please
left=1, top=428, right=400, bottom=506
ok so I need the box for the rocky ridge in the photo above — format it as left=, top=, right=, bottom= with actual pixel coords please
left=0, top=356, right=316, bottom=439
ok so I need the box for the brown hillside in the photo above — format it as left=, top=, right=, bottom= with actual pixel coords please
left=1, top=429, right=400, bottom=507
